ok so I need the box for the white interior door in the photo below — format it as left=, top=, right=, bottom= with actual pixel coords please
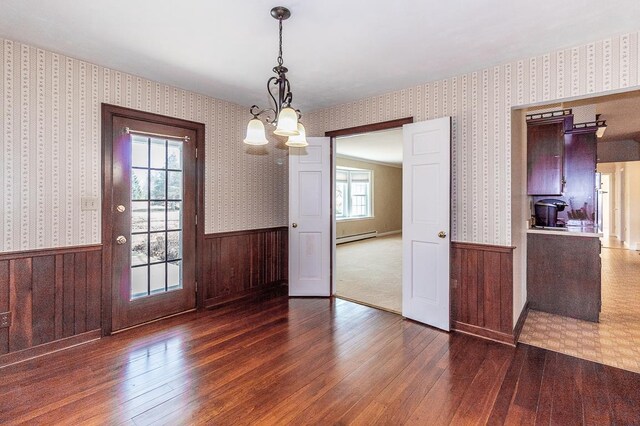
left=289, top=137, right=331, bottom=296
left=402, top=118, right=451, bottom=330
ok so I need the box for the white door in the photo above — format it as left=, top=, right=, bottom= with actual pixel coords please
left=289, top=137, right=331, bottom=296
left=402, top=118, right=451, bottom=330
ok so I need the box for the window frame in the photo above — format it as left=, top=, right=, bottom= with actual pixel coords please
left=335, top=167, right=374, bottom=221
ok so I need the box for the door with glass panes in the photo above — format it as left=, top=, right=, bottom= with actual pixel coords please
left=111, top=116, right=196, bottom=331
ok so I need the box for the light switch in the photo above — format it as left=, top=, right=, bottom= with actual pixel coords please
left=81, top=197, right=99, bottom=211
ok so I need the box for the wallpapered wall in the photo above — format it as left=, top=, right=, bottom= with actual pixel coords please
left=0, top=38, right=288, bottom=252
left=305, top=32, right=640, bottom=246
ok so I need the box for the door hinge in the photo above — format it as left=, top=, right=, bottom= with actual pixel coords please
left=195, top=215, right=198, bottom=226
left=195, top=148, right=198, bottom=158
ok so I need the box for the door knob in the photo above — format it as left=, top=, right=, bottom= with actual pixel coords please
left=438, top=231, right=447, bottom=239
left=116, top=235, right=127, bottom=245
left=116, top=205, right=126, bottom=213
left=292, top=223, right=298, bottom=228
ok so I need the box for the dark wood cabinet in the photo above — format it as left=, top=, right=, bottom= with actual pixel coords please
left=527, top=232, right=601, bottom=322
left=527, top=119, right=567, bottom=195
left=528, top=121, right=598, bottom=227
left=560, top=129, right=597, bottom=225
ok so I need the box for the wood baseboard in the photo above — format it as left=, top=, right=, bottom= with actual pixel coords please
left=452, top=321, right=516, bottom=346
left=0, top=329, right=101, bottom=368
left=513, top=302, right=530, bottom=344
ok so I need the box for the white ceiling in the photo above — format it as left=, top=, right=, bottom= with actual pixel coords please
left=336, top=128, right=403, bottom=166
left=1, top=1, right=640, bottom=112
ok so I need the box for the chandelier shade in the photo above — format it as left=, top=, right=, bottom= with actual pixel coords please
left=286, top=122, right=308, bottom=147
left=244, top=6, right=304, bottom=145
left=243, top=118, right=269, bottom=145
left=274, top=107, right=300, bottom=136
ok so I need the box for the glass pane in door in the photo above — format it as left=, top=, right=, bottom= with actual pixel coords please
left=130, top=135, right=184, bottom=300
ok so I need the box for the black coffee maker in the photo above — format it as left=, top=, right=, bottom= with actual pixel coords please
left=534, top=199, right=569, bottom=227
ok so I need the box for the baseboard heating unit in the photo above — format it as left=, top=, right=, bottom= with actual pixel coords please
left=336, top=231, right=377, bottom=244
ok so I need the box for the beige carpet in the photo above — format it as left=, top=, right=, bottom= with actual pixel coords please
left=519, top=240, right=640, bottom=373
left=335, top=234, right=402, bottom=313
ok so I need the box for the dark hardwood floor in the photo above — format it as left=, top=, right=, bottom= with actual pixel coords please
left=1, top=291, right=639, bottom=425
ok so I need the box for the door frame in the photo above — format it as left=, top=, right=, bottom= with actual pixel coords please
left=325, top=117, right=413, bottom=297
left=101, top=104, right=206, bottom=336
left=599, top=172, right=613, bottom=237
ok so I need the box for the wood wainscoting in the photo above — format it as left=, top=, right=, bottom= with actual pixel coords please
left=451, top=242, right=516, bottom=345
left=202, top=227, right=288, bottom=307
left=0, top=245, right=102, bottom=367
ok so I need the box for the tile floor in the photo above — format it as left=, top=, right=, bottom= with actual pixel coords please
left=519, top=238, right=640, bottom=373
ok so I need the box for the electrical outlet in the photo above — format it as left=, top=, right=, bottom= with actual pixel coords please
left=0, top=312, right=10, bottom=328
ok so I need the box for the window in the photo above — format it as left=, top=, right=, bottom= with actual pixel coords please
left=130, top=135, right=184, bottom=299
left=336, top=168, right=373, bottom=220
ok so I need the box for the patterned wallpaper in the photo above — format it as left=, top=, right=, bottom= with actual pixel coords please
left=0, top=38, right=288, bottom=252
left=4, top=31, right=640, bottom=251
left=305, top=32, right=640, bottom=246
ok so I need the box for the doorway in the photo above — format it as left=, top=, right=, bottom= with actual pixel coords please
left=320, top=117, right=452, bottom=331
left=333, top=128, right=403, bottom=313
left=288, top=117, right=451, bottom=330
left=515, top=90, right=640, bottom=373
left=102, top=105, right=205, bottom=334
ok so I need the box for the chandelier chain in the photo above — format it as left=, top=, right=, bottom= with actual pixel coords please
left=277, top=18, right=284, bottom=66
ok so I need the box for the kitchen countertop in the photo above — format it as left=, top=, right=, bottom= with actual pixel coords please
left=527, top=227, right=602, bottom=238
